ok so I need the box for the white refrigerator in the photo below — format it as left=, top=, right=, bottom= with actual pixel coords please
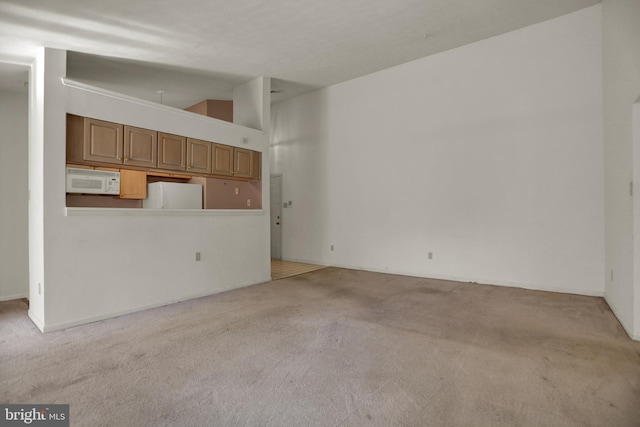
left=142, top=182, right=203, bottom=209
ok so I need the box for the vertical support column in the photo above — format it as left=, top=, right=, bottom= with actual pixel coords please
left=233, top=76, right=272, bottom=276
left=632, top=99, right=640, bottom=339
left=27, top=47, right=67, bottom=332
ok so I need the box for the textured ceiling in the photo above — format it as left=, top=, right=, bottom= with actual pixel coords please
left=0, top=0, right=599, bottom=107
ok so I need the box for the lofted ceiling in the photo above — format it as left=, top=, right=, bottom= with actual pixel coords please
left=0, top=0, right=599, bottom=107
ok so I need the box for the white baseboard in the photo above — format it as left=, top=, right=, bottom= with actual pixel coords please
left=38, top=276, right=271, bottom=333
left=325, top=261, right=605, bottom=297
left=28, top=310, right=45, bottom=333
left=0, top=293, right=28, bottom=302
left=604, top=295, right=639, bottom=341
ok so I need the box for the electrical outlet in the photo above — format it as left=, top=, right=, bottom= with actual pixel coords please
left=195, top=252, right=201, bottom=261
left=428, top=252, right=433, bottom=260
left=235, top=187, right=239, bottom=195
left=331, top=245, right=334, bottom=251
left=247, top=199, right=251, bottom=207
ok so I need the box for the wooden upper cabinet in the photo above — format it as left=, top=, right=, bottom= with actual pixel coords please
left=157, top=132, right=187, bottom=171
left=124, top=126, right=157, bottom=168
left=212, top=143, right=234, bottom=177
left=187, top=138, right=212, bottom=174
left=251, top=151, right=261, bottom=180
left=234, top=147, right=256, bottom=179
left=67, top=114, right=261, bottom=181
left=84, top=118, right=123, bottom=164
left=212, top=144, right=260, bottom=180
left=67, top=114, right=123, bottom=165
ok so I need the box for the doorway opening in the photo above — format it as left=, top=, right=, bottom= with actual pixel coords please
left=269, top=174, right=326, bottom=279
left=270, top=174, right=282, bottom=260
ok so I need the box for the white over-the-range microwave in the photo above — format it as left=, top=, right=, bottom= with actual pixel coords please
left=65, top=167, right=120, bottom=195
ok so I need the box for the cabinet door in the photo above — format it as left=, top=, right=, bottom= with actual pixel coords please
left=83, top=118, right=123, bottom=164
left=234, top=147, right=255, bottom=179
left=212, top=143, right=234, bottom=177
left=251, top=151, right=261, bottom=181
left=124, top=126, right=157, bottom=167
left=157, top=132, right=186, bottom=171
left=119, top=169, right=147, bottom=199
left=186, top=138, right=212, bottom=174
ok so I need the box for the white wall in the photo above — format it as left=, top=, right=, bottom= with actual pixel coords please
left=271, top=6, right=604, bottom=296
left=28, top=50, right=46, bottom=327
left=603, top=0, right=640, bottom=340
left=30, top=48, right=271, bottom=332
left=0, top=89, right=29, bottom=301
left=234, top=77, right=270, bottom=132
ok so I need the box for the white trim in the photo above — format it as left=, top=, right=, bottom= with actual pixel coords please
left=633, top=100, right=640, bottom=342
left=39, top=277, right=271, bottom=333
left=28, top=310, right=45, bottom=333
left=292, top=260, right=606, bottom=297
left=0, top=58, right=32, bottom=67
left=0, top=293, right=28, bottom=302
left=605, top=295, right=639, bottom=341
left=65, top=208, right=264, bottom=217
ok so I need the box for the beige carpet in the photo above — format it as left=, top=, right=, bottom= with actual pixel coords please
left=1, top=268, right=639, bottom=426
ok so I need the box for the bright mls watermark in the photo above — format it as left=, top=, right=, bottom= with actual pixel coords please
left=0, top=405, right=68, bottom=426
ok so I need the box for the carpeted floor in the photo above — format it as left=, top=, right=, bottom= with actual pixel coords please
left=1, top=267, right=639, bottom=426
